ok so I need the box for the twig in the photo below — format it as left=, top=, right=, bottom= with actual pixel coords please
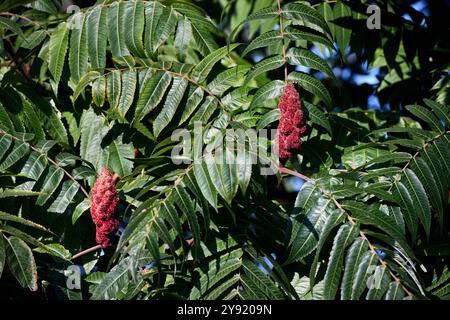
left=0, top=12, right=50, bottom=36
left=30, top=144, right=90, bottom=198
left=107, top=65, right=226, bottom=111
left=4, top=38, right=31, bottom=80
left=312, top=0, right=337, bottom=8
left=279, top=166, right=311, bottom=181
left=71, top=244, right=102, bottom=260
left=387, top=129, right=450, bottom=192
left=277, top=0, right=288, bottom=82
left=0, top=129, right=90, bottom=198
left=0, top=61, right=16, bottom=67
left=330, top=196, right=414, bottom=298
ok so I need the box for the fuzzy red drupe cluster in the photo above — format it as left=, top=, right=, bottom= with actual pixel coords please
left=276, top=83, right=307, bottom=164
left=90, top=168, right=119, bottom=248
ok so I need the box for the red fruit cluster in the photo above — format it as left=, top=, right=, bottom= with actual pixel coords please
left=276, top=83, right=307, bottom=163
left=90, top=168, right=119, bottom=248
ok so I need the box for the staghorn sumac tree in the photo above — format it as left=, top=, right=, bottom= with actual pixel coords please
left=0, top=0, right=449, bottom=300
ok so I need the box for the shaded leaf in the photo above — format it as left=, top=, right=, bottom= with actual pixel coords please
left=5, top=236, right=38, bottom=291
left=288, top=71, right=332, bottom=107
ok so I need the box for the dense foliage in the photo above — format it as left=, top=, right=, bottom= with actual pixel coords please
left=0, top=0, right=449, bottom=300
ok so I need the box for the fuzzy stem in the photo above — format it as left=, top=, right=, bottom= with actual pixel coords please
left=277, top=0, right=288, bottom=82
left=279, top=166, right=310, bottom=181
left=71, top=244, right=102, bottom=260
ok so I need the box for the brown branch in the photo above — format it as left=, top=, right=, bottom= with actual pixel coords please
left=315, top=131, right=450, bottom=298
left=312, top=0, right=337, bottom=8
left=4, top=38, right=31, bottom=80
left=0, top=61, right=17, bottom=67
left=330, top=196, right=414, bottom=298
left=0, top=12, right=49, bottom=35
left=71, top=244, right=102, bottom=260
left=278, top=166, right=311, bottom=181
left=29, top=143, right=90, bottom=198
left=0, top=129, right=90, bottom=198
left=106, top=65, right=227, bottom=111
left=277, top=0, right=288, bottom=82
left=0, top=12, right=51, bottom=80
left=388, top=129, right=450, bottom=192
